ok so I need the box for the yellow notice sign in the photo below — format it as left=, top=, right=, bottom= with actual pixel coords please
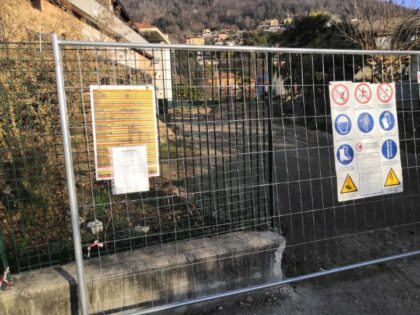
left=90, top=85, right=159, bottom=180
left=340, top=175, right=358, bottom=194
left=384, top=168, right=401, bottom=187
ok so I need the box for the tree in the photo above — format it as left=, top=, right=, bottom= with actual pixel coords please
left=268, top=14, right=359, bottom=118
left=242, top=31, right=270, bottom=46
left=335, top=0, right=420, bottom=50
left=334, top=0, right=419, bottom=82
left=120, top=0, right=345, bottom=41
left=277, top=14, right=359, bottom=49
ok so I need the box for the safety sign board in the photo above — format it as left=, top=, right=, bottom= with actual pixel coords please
left=384, top=168, right=401, bottom=187
left=90, top=85, right=160, bottom=181
left=331, top=83, right=350, bottom=105
left=377, top=83, right=394, bottom=103
left=329, top=81, right=403, bottom=202
left=357, top=112, right=374, bottom=133
left=379, top=111, right=395, bottom=131
left=340, top=175, right=358, bottom=193
left=334, top=114, right=352, bottom=135
left=112, top=146, right=150, bottom=194
left=354, top=83, right=372, bottom=104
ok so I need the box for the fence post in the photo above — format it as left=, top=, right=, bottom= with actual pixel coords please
left=0, top=227, right=7, bottom=272
left=267, top=52, right=276, bottom=229
left=51, top=33, right=89, bottom=315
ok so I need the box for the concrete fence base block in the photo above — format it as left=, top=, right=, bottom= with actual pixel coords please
left=0, top=231, right=285, bottom=314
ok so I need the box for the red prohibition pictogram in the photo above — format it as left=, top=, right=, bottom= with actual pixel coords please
left=354, top=82, right=372, bottom=104
left=377, top=83, right=393, bottom=103
left=356, top=142, right=363, bottom=152
left=331, top=84, right=350, bottom=105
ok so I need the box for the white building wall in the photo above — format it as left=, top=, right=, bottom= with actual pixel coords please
left=150, top=49, right=173, bottom=101
left=68, top=0, right=173, bottom=101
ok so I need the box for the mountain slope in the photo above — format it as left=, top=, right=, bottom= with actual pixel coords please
left=121, top=0, right=342, bottom=40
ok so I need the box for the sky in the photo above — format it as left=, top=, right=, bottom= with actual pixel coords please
left=391, top=0, right=420, bottom=8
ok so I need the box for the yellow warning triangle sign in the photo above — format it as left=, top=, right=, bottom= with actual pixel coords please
left=340, top=175, right=358, bottom=194
left=384, top=168, right=401, bottom=187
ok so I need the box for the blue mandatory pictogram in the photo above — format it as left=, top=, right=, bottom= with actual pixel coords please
left=381, top=139, right=398, bottom=160
left=357, top=112, right=374, bottom=133
left=336, top=144, right=354, bottom=165
left=379, top=111, right=395, bottom=131
left=334, top=114, right=352, bottom=135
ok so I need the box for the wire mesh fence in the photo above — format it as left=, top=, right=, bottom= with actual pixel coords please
left=0, top=42, right=73, bottom=273
left=61, top=46, right=274, bottom=253
left=1, top=39, right=420, bottom=312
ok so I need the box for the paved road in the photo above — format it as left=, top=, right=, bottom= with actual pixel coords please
left=185, top=255, right=420, bottom=315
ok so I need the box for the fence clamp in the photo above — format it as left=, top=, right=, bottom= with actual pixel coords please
left=0, top=267, right=15, bottom=291
left=87, top=240, right=104, bottom=258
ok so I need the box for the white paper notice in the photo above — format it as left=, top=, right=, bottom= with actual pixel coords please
left=111, top=146, right=150, bottom=195
left=329, top=81, right=403, bottom=202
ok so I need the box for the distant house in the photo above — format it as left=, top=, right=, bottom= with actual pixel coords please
left=186, top=36, right=205, bottom=45
left=202, top=28, right=211, bottom=35
left=136, top=23, right=171, bottom=44
left=263, top=19, right=279, bottom=27
left=58, top=0, right=149, bottom=43
left=207, top=72, right=241, bottom=93
left=258, top=18, right=279, bottom=30
left=218, top=33, right=228, bottom=41
left=196, top=52, right=219, bottom=66
left=355, top=18, right=420, bottom=50
left=266, top=25, right=285, bottom=33
left=135, top=22, right=173, bottom=101
left=258, top=18, right=284, bottom=32
left=30, top=0, right=173, bottom=102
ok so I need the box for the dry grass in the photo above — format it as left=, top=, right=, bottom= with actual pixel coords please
left=0, top=0, right=83, bottom=42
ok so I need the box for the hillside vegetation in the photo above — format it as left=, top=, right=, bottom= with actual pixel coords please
left=121, top=0, right=341, bottom=40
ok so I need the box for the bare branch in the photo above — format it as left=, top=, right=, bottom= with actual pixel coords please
left=334, top=0, right=419, bottom=51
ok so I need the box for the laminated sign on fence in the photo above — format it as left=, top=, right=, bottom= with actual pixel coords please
left=90, top=85, right=159, bottom=193
left=329, top=81, right=403, bottom=202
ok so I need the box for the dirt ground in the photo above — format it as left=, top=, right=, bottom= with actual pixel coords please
left=185, top=255, right=420, bottom=315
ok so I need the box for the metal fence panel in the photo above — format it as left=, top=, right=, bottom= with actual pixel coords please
left=0, top=42, right=73, bottom=272
left=1, top=37, right=420, bottom=313
left=56, top=40, right=420, bottom=313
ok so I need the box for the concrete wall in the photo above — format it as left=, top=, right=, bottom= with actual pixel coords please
left=0, top=231, right=285, bottom=315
